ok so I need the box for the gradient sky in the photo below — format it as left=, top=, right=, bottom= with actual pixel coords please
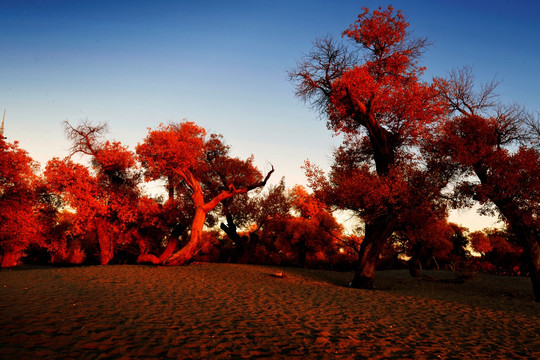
left=1, top=0, right=539, bottom=231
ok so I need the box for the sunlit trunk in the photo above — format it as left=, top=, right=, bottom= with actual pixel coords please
left=137, top=236, right=178, bottom=265
left=166, top=207, right=207, bottom=265
left=96, top=220, right=114, bottom=265
left=350, top=220, right=395, bottom=289
left=351, top=240, right=378, bottom=289
left=165, top=168, right=272, bottom=266
left=1, top=251, right=20, bottom=268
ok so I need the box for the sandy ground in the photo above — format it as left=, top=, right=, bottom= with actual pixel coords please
left=0, top=263, right=538, bottom=359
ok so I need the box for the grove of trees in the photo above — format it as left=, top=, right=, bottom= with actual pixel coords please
left=0, top=6, right=538, bottom=302
left=289, top=6, right=539, bottom=300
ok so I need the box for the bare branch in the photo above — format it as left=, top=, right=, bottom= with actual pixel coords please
left=492, top=103, right=529, bottom=147
left=64, top=120, right=109, bottom=157
left=523, top=111, right=540, bottom=149
left=247, top=164, right=274, bottom=191
left=288, top=35, right=357, bottom=112
left=438, top=66, right=500, bottom=116
left=203, top=165, right=274, bottom=213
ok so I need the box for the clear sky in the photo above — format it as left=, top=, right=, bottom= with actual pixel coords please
left=1, top=0, right=539, bottom=231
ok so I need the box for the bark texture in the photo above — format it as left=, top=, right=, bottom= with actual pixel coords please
left=350, top=219, right=395, bottom=289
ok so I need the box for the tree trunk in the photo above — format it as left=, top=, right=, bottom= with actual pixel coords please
left=507, top=223, right=540, bottom=302
left=370, top=130, right=395, bottom=176
left=96, top=220, right=114, bottom=265
left=351, top=240, right=379, bottom=288
left=220, top=218, right=249, bottom=263
left=356, top=111, right=395, bottom=176
left=299, top=241, right=307, bottom=268
left=431, top=256, right=440, bottom=270
left=137, top=236, right=178, bottom=265
left=164, top=167, right=273, bottom=266
left=350, top=220, right=395, bottom=289
left=166, top=207, right=207, bottom=265
left=408, top=254, right=421, bottom=278
left=493, top=199, right=540, bottom=303
left=220, top=216, right=241, bottom=244
left=1, top=251, right=20, bottom=268
left=347, top=112, right=396, bottom=287
left=220, top=214, right=243, bottom=257
left=522, top=232, right=540, bottom=302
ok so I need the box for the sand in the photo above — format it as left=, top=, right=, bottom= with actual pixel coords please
left=0, top=263, right=539, bottom=359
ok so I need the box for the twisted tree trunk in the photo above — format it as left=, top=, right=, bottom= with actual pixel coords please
left=350, top=218, right=396, bottom=288
left=136, top=235, right=178, bottom=265
left=166, top=207, right=207, bottom=265
left=166, top=167, right=274, bottom=266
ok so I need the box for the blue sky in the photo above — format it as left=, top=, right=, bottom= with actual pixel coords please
left=1, top=0, right=539, bottom=230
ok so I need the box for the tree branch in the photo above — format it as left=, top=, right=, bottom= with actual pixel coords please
left=202, top=165, right=274, bottom=213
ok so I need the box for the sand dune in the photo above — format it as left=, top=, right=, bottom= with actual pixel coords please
left=1, top=263, right=538, bottom=359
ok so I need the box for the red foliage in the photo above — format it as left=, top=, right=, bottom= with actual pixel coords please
left=137, top=122, right=206, bottom=187
left=469, top=229, right=523, bottom=275
left=343, top=7, right=407, bottom=50
left=44, top=123, right=141, bottom=264
left=46, top=211, right=86, bottom=265
left=0, top=138, right=42, bottom=267
left=326, top=6, right=444, bottom=146
left=257, top=186, right=343, bottom=268
left=137, top=121, right=271, bottom=265
left=469, top=231, right=492, bottom=254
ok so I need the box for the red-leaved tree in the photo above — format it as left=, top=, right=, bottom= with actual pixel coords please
left=0, top=137, right=42, bottom=267
left=45, top=121, right=141, bottom=264
left=290, top=6, right=446, bottom=288
left=433, top=67, right=540, bottom=301
left=136, top=121, right=273, bottom=265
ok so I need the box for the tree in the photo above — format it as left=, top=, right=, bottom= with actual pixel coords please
left=45, top=210, right=86, bottom=265
left=290, top=6, right=446, bottom=288
left=136, top=121, right=273, bottom=265
left=469, top=229, right=523, bottom=275
left=219, top=178, right=292, bottom=262
left=0, top=138, right=42, bottom=267
left=45, top=121, right=141, bottom=264
left=434, top=67, right=540, bottom=301
left=267, top=185, right=343, bottom=268
left=132, top=195, right=187, bottom=265
left=394, top=217, right=456, bottom=277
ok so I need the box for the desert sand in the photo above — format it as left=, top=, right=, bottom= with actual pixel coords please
left=1, top=263, right=539, bottom=359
